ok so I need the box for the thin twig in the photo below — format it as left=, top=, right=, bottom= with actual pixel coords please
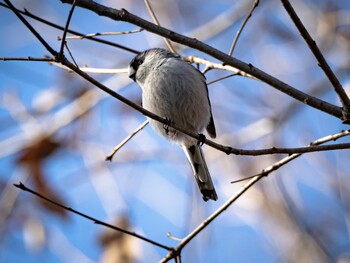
left=59, top=0, right=77, bottom=58
left=160, top=129, right=350, bottom=262
left=166, top=232, right=183, bottom=242
left=49, top=62, right=128, bottom=74
left=228, top=0, right=259, bottom=56
left=185, top=56, right=256, bottom=79
left=59, top=28, right=144, bottom=40
left=0, top=56, right=55, bottom=62
left=64, top=41, right=79, bottom=68
left=105, top=120, right=149, bottom=161
left=207, top=73, right=240, bottom=85
left=280, top=0, right=350, bottom=122
left=143, top=0, right=177, bottom=54
left=13, top=182, right=173, bottom=251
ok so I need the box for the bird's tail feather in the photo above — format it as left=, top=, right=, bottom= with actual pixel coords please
left=182, top=145, right=218, bottom=201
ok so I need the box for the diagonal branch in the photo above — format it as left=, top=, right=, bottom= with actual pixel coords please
left=160, top=128, right=350, bottom=262
left=4, top=0, right=57, bottom=56
left=105, top=120, right=149, bottom=161
left=59, top=28, right=144, bottom=40
left=59, top=0, right=344, bottom=121
left=228, top=0, right=259, bottom=56
left=143, top=0, right=176, bottom=53
left=59, top=0, right=77, bottom=57
left=280, top=0, right=350, bottom=122
left=0, top=56, right=55, bottom=61
left=14, top=182, right=173, bottom=251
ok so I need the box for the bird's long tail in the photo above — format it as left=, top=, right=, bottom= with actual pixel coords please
left=182, top=145, right=218, bottom=201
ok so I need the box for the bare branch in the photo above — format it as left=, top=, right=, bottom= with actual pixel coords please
left=227, top=141, right=350, bottom=156
left=105, top=120, right=149, bottom=161
left=4, top=0, right=57, bottom=56
left=185, top=56, right=256, bottom=79
left=49, top=62, right=128, bottom=74
left=160, top=174, right=263, bottom=262
left=59, top=28, right=144, bottom=40
left=0, top=56, right=55, bottom=62
left=232, top=129, right=350, bottom=183
left=14, top=182, right=173, bottom=251
left=59, top=0, right=77, bottom=58
left=161, top=129, right=350, bottom=262
left=207, top=73, right=240, bottom=85
left=63, top=41, right=79, bottom=68
left=59, top=0, right=344, bottom=120
left=228, top=0, right=259, bottom=56
left=280, top=0, right=350, bottom=122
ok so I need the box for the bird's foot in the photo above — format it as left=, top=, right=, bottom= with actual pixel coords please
left=163, top=117, right=172, bottom=135
left=197, top=133, right=206, bottom=146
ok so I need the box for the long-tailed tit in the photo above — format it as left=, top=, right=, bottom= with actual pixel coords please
left=128, top=48, right=217, bottom=201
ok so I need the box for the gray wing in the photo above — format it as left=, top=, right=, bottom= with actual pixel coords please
left=198, top=69, right=216, bottom=138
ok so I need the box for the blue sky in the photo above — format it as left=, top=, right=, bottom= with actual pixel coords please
left=1, top=0, right=350, bottom=262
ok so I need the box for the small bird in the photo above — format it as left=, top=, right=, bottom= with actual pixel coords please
left=128, top=48, right=218, bottom=201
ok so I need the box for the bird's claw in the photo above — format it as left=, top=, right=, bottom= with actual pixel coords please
left=197, top=133, right=206, bottom=146
left=163, top=117, right=172, bottom=135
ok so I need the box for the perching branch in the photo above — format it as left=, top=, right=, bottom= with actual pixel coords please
left=280, top=0, right=350, bottom=122
left=59, top=0, right=344, bottom=121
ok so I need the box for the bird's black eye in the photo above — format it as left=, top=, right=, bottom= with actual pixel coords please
left=137, top=59, right=144, bottom=65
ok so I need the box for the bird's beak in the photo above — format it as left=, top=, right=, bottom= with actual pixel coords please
left=128, top=66, right=136, bottom=81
